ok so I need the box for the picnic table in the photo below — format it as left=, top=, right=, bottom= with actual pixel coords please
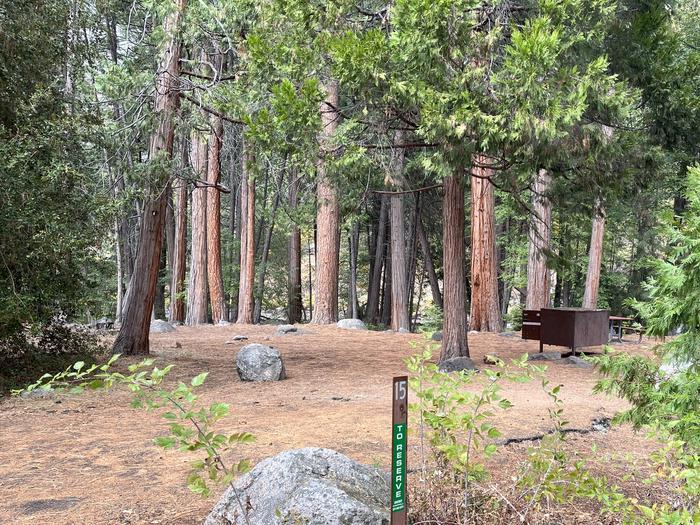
left=609, top=316, right=643, bottom=343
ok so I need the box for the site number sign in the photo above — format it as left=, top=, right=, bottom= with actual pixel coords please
left=391, top=376, right=408, bottom=525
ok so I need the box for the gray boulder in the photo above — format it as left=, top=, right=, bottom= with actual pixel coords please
left=276, top=324, right=298, bottom=335
left=204, top=448, right=389, bottom=525
left=564, top=356, right=593, bottom=368
left=431, top=331, right=443, bottom=341
left=337, top=318, right=367, bottom=330
left=236, top=344, right=286, bottom=382
left=150, top=319, right=175, bottom=333
left=398, top=327, right=410, bottom=334
left=438, top=357, right=478, bottom=373
left=528, top=352, right=562, bottom=361
left=218, top=320, right=231, bottom=326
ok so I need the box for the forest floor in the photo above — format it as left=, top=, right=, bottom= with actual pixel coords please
left=0, top=325, right=664, bottom=525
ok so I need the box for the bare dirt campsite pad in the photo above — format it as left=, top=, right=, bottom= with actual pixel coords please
left=0, top=326, right=661, bottom=524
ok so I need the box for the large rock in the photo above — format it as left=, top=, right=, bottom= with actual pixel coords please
left=204, top=448, right=389, bottom=525
left=236, top=344, right=286, bottom=382
left=337, top=318, right=367, bottom=330
left=150, top=319, right=175, bottom=333
left=438, top=357, right=478, bottom=373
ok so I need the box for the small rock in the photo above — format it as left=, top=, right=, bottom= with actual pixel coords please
left=431, top=331, right=443, bottom=341
left=150, top=319, right=175, bottom=333
left=498, top=331, right=518, bottom=338
left=218, top=320, right=231, bottom=326
left=591, top=417, right=611, bottom=432
left=528, top=352, right=562, bottom=361
left=94, top=317, right=114, bottom=330
left=438, top=357, right=479, bottom=373
left=225, top=335, right=249, bottom=344
left=20, top=388, right=56, bottom=400
left=204, top=448, right=389, bottom=525
left=236, top=344, right=286, bottom=382
left=483, top=354, right=501, bottom=365
left=564, top=356, right=593, bottom=368
left=167, top=341, right=182, bottom=349
left=276, top=324, right=298, bottom=334
left=337, top=318, right=367, bottom=330
left=398, top=327, right=410, bottom=334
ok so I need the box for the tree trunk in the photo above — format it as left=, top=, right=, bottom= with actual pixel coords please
left=365, top=195, right=388, bottom=323
left=170, top=163, right=187, bottom=323
left=582, top=198, right=606, bottom=309
left=254, top=169, right=284, bottom=323
left=380, top=243, right=392, bottom=327
left=186, top=131, right=209, bottom=325
left=441, top=172, right=469, bottom=361
left=407, top=195, right=420, bottom=328
left=311, top=81, right=340, bottom=324
left=115, top=215, right=123, bottom=323
left=469, top=157, right=503, bottom=331
left=229, top=149, right=240, bottom=322
left=525, top=168, right=552, bottom=311
left=112, top=0, right=186, bottom=355
left=288, top=174, right=303, bottom=323
left=348, top=222, right=360, bottom=319
left=417, top=213, right=442, bottom=309
left=207, top=116, right=226, bottom=323
left=164, top=184, right=175, bottom=317
left=153, top=237, right=167, bottom=319
left=388, top=131, right=410, bottom=331
left=237, top=145, right=256, bottom=324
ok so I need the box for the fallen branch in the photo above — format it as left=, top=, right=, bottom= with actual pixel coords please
left=496, top=417, right=611, bottom=446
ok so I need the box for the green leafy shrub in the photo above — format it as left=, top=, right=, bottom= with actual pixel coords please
left=0, top=316, right=107, bottom=394
left=406, top=345, right=546, bottom=521
left=418, top=302, right=444, bottom=334
left=503, top=304, right=523, bottom=331
left=15, top=355, right=255, bottom=512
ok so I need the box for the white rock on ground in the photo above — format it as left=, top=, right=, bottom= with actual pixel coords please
left=337, top=318, right=367, bottom=330
left=150, top=319, right=175, bottom=333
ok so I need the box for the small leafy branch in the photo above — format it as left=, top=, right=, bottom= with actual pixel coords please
left=13, top=355, right=254, bottom=523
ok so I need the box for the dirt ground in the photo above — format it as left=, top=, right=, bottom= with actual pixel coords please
left=0, top=325, right=662, bottom=524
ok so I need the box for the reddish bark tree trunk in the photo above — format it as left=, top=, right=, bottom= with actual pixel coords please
left=237, top=146, right=256, bottom=324
left=525, top=169, right=552, bottom=311
left=186, top=131, right=209, bottom=325
left=441, top=172, right=469, bottom=360
left=112, top=0, right=186, bottom=355
left=469, top=157, right=503, bottom=331
left=206, top=116, right=226, bottom=323
left=311, top=81, right=340, bottom=324
left=582, top=198, right=606, bottom=309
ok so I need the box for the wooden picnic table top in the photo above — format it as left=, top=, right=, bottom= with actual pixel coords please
left=609, top=316, right=633, bottom=321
